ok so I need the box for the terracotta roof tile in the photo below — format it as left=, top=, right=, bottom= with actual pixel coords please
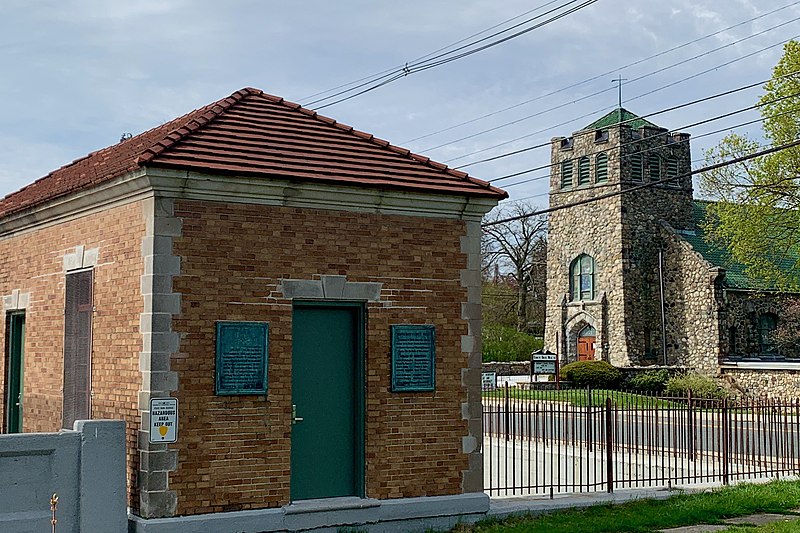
left=0, top=88, right=506, bottom=218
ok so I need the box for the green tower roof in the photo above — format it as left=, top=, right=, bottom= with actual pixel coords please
left=582, top=108, right=662, bottom=131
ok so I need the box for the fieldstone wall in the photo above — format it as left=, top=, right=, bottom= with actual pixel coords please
left=545, top=126, right=623, bottom=365
left=720, top=368, right=800, bottom=398
left=482, top=361, right=530, bottom=376
left=721, top=291, right=800, bottom=356
left=545, top=121, right=693, bottom=368
left=617, top=128, right=693, bottom=366
left=659, top=224, right=723, bottom=374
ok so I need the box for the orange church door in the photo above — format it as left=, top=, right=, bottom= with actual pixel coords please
left=577, top=325, right=596, bottom=361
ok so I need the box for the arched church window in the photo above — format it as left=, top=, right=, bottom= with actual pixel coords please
left=648, top=153, right=661, bottom=181
left=570, top=254, right=596, bottom=301
left=759, top=313, right=778, bottom=355
left=630, top=153, right=643, bottom=182
left=578, top=157, right=590, bottom=185
left=595, top=153, right=608, bottom=183
left=561, top=160, right=573, bottom=189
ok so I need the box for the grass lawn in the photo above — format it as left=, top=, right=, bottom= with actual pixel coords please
left=482, top=388, right=679, bottom=408
left=727, top=521, right=800, bottom=532
left=453, top=480, right=800, bottom=533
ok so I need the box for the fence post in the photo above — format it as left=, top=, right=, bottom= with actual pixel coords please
left=505, top=381, right=510, bottom=442
left=687, top=389, right=694, bottom=460
left=587, top=385, right=593, bottom=452
left=721, top=397, right=729, bottom=485
left=606, top=397, right=614, bottom=493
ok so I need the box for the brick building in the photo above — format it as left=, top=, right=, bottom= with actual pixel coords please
left=0, top=88, right=506, bottom=532
left=544, top=108, right=800, bottom=397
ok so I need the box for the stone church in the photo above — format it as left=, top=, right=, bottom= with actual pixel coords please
left=544, top=109, right=800, bottom=396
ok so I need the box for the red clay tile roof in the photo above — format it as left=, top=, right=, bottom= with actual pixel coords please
left=0, top=88, right=506, bottom=218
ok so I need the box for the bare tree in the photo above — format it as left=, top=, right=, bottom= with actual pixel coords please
left=482, top=202, right=547, bottom=332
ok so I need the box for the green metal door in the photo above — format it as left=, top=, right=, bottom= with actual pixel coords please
left=291, top=303, right=363, bottom=501
left=5, top=312, right=25, bottom=433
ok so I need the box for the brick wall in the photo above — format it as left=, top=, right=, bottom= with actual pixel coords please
left=169, top=200, right=470, bottom=515
left=0, top=201, right=145, bottom=507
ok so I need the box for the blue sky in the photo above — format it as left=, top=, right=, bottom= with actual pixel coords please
left=2, top=0, right=798, bottom=209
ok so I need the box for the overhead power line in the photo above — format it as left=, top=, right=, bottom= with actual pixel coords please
left=440, top=33, right=799, bottom=167
left=305, top=0, right=599, bottom=110
left=424, top=22, right=800, bottom=157
left=402, top=1, right=800, bottom=145
left=300, top=0, right=569, bottom=102
left=501, top=105, right=800, bottom=190
left=481, top=138, right=800, bottom=228
left=457, top=72, right=796, bottom=172
left=492, top=88, right=800, bottom=187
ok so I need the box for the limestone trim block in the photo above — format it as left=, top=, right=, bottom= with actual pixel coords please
left=460, top=219, right=484, bottom=493
left=3, top=289, right=30, bottom=311
left=137, top=196, right=182, bottom=519
left=63, top=244, right=99, bottom=271
left=279, top=275, right=383, bottom=301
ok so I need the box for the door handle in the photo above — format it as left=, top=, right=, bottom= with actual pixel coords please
left=292, top=404, right=303, bottom=424
left=15, top=394, right=21, bottom=408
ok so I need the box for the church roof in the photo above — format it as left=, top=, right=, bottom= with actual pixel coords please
left=681, top=200, right=800, bottom=290
left=0, top=88, right=506, bottom=218
left=582, top=108, right=662, bottom=131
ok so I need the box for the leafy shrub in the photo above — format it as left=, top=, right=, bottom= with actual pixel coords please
left=558, top=360, right=621, bottom=388
left=665, top=373, right=728, bottom=399
left=482, top=324, right=543, bottom=362
left=626, top=369, right=671, bottom=392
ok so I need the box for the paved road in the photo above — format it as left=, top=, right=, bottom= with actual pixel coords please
left=483, top=402, right=800, bottom=459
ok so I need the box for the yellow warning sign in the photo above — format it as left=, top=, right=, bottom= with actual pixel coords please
left=149, top=398, right=178, bottom=444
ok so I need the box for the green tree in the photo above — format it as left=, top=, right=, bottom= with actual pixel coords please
left=700, top=40, right=800, bottom=289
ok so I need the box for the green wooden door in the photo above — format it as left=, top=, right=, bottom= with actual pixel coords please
left=291, top=303, right=363, bottom=501
left=5, top=312, right=25, bottom=433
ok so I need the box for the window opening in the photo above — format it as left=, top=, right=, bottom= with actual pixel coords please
left=758, top=313, right=778, bottom=356
left=728, top=326, right=737, bottom=356
left=561, top=160, right=574, bottom=189
left=577, top=157, right=590, bottom=185
left=570, top=254, right=596, bottom=301
left=630, top=153, right=643, bottom=182
left=63, top=269, right=93, bottom=429
left=666, top=157, right=679, bottom=185
left=648, top=153, right=661, bottom=181
left=595, top=153, right=608, bottom=183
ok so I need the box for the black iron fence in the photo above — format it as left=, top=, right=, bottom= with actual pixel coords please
left=483, top=383, right=800, bottom=497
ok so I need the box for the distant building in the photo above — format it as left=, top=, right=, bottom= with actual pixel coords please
left=544, top=108, right=800, bottom=396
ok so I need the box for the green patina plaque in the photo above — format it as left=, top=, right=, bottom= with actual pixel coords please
left=391, top=325, right=435, bottom=392
left=215, top=321, right=268, bottom=395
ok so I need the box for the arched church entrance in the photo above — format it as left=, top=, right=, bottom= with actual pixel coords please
left=577, top=325, right=596, bottom=361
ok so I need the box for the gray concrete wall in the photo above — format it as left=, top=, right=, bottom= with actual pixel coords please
left=0, top=420, right=126, bottom=533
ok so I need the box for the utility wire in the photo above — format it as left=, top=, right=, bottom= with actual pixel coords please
left=307, top=0, right=598, bottom=110
left=481, top=138, right=800, bottom=228
left=441, top=33, right=799, bottom=164
left=424, top=21, right=799, bottom=156
left=508, top=154, right=713, bottom=204
left=457, top=73, right=795, bottom=171
left=503, top=107, right=799, bottom=190
left=495, top=91, right=800, bottom=187
left=304, top=0, right=591, bottom=107
left=402, top=1, right=800, bottom=145
left=300, top=0, right=568, bottom=102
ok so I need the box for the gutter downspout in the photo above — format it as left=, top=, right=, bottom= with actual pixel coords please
left=658, top=248, right=668, bottom=365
